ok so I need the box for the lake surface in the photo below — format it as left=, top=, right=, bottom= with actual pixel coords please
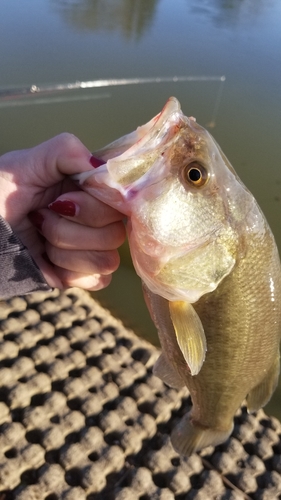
left=0, top=0, right=281, bottom=418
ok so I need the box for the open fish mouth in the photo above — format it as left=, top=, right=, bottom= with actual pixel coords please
left=93, top=96, right=183, bottom=164
left=90, top=97, right=189, bottom=192
left=72, top=97, right=187, bottom=204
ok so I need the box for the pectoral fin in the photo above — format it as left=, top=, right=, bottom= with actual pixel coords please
left=247, top=355, right=280, bottom=412
left=153, top=352, right=185, bottom=389
left=169, top=301, right=206, bottom=376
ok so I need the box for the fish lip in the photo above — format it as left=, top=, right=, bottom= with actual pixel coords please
left=153, top=96, right=181, bottom=127
left=84, top=97, right=184, bottom=198
left=100, top=96, right=182, bottom=164
left=121, top=96, right=181, bottom=158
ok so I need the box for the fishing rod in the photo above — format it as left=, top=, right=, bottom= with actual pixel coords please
left=0, top=75, right=226, bottom=101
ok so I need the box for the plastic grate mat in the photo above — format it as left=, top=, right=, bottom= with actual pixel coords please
left=0, top=288, right=281, bottom=500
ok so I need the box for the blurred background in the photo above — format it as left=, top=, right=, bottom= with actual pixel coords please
left=0, top=0, right=280, bottom=417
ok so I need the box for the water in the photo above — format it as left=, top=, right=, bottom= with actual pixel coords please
left=0, top=0, right=281, bottom=418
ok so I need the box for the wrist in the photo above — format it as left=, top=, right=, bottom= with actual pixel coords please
left=0, top=150, right=31, bottom=226
left=0, top=167, right=16, bottom=223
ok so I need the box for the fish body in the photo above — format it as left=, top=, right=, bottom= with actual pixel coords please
left=74, top=97, right=281, bottom=455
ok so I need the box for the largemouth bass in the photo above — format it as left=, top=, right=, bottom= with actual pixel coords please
left=74, top=97, right=281, bottom=456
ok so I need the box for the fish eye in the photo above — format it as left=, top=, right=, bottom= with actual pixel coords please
left=182, top=162, right=209, bottom=187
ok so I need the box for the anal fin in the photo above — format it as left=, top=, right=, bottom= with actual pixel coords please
left=247, top=354, right=280, bottom=412
left=153, top=352, right=184, bottom=389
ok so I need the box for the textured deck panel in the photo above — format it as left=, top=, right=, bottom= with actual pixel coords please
left=0, top=288, right=281, bottom=500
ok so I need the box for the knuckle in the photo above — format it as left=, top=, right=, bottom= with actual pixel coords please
left=104, top=222, right=126, bottom=248
left=92, top=250, right=120, bottom=275
left=61, top=272, right=112, bottom=291
left=88, top=274, right=112, bottom=291
left=106, top=250, right=120, bottom=272
left=56, top=132, right=84, bottom=158
left=46, top=217, right=65, bottom=248
left=56, top=132, right=76, bottom=147
left=45, top=243, right=61, bottom=267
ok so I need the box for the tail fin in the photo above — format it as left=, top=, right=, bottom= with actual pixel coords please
left=171, top=413, right=233, bottom=456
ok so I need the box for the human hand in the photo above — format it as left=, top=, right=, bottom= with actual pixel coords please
left=0, top=133, right=126, bottom=290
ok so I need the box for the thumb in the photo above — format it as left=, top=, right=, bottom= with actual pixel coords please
left=32, top=133, right=93, bottom=185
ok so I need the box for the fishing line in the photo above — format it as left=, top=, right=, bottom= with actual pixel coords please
left=0, top=75, right=226, bottom=101
left=207, top=75, right=226, bottom=128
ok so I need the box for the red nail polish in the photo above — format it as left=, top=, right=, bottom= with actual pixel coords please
left=28, top=211, right=44, bottom=231
left=48, top=200, right=76, bottom=216
left=90, top=155, right=105, bottom=168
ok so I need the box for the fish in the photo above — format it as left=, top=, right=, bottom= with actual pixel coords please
left=73, top=97, right=281, bottom=456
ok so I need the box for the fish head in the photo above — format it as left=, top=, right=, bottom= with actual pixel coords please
left=75, top=97, right=258, bottom=302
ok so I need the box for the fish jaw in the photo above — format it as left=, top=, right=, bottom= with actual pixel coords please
left=95, top=96, right=181, bottom=164
left=73, top=97, right=188, bottom=214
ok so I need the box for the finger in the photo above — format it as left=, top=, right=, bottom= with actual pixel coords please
left=53, top=267, right=113, bottom=291
left=34, top=209, right=126, bottom=251
left=45, top=243, right=120, bottom=275
left=48, top=191, right=125, bottom=227
left=27, top=244, right=114, bottom=291
left=33, top=133, right=94, bottom=184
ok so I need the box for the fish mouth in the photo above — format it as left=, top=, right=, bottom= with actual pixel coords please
left=94, top=96, right=182, bottom=163
left=94, top=96, right=185, bottom=191
left=72, top=97, right=187, bottom=210
left=126, top=96, right=182, bottom=158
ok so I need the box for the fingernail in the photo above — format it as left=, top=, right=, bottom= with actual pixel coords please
left=48, top=200, right=77, bottom=217
left=28, top=211, right=44, bottom=231
left=89, top=155, right=105, bottom=168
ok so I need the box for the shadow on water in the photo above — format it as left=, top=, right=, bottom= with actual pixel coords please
left=189, top=0, right=272, bottom=26
left=51, top=0, right=278, bottom=35
left=50, top=0, right=159, bottom=39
